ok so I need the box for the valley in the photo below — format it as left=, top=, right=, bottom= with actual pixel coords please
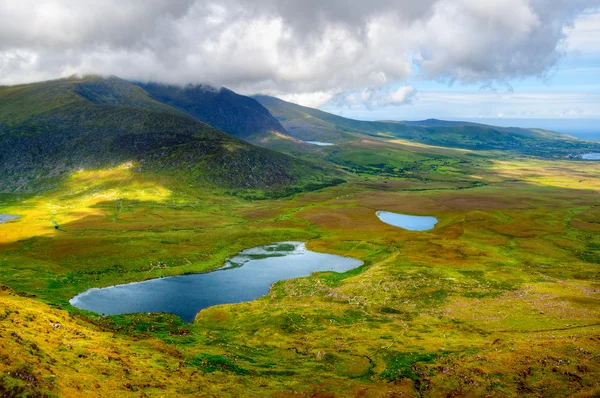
left=0, top=76, right=599, bottom=397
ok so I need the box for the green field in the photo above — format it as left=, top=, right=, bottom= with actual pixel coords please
left=1, top=132, right=599, bottom=397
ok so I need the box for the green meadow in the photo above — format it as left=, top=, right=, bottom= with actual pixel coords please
left=0, top=133, right=599, bottom=397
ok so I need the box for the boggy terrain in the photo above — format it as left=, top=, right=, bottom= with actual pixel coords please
left=0, top=139, right=599, bottom=397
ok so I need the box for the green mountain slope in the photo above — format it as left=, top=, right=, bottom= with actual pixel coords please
left=0, top=76, right=336, bottom=193
left=134, top=82, right=304, bottom=146
left=255, top=95, right=600, bottom=156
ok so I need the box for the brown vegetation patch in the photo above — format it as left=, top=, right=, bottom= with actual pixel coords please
left=240, top=207, right=282, bottom=220
left=575, top=206, right=600, bottom=223
left=570, top=220, right=600, bottom=232
left=353, top=191, right=443, bottom=214
left=298, top=207, right=386, bottom=232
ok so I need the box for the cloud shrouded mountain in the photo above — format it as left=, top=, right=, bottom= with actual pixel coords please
left=0, top=76, right=336, bottom=193
left=0, top=0, right=597, bottom=107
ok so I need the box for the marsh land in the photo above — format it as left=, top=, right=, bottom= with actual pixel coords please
left=1, top=148, right=598, bottom=397
left=0, top=77, right=599, bottom=397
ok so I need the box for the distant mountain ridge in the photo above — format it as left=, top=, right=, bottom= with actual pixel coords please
left=0, top=76, right=334, bottom=193
left=383, top=118, right=574, bottom=140
left=255, top=95, right=598, bottom=156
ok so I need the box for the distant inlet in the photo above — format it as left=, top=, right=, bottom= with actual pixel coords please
left=581, top=153, right=600, bottom=160
left=69, top=242, right=363, bottom=323
left=376, top=211, right=438, bottom=231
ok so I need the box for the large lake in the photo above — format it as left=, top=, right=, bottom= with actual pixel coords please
left=0, top=214, right=19, bottom=224
left=69, top=242, right=362, bottom=322
left=581, top=153, right=600, bottom=160
left=376, top=211, right=438, bottom=231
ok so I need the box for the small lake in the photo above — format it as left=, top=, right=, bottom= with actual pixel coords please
left=376, top=211, right=438, bottom=231
left=305, top=141, right=335, bottom=146
left=69, top=242, right=362, bottom=322
left=581, top=153, right=600, bottom=160
left=0, top=214, right=19, bottom=224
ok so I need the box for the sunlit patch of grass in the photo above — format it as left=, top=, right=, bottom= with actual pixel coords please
left=490, top=159, right=600, bottom=191
left=0, top=163, right=176, bottom=244
left=2, top=153, right=600, bottom=396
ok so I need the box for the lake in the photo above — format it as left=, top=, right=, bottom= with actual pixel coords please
left=305, top=141, right=335, bottom=146
left=0, top=214, right=19, bottom=224
left=581, top=153, right=600, bottom=160
left=69, top=242, right=362, bottom=322
left=376, top=211, right=438, bottom=231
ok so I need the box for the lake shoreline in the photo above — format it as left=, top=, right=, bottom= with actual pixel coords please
left=376, top=211, right=439, bottom=231
left=70, top=242, right=363, bottom=322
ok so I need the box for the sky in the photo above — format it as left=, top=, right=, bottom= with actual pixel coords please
left=1, top=0, right=599, bottom=138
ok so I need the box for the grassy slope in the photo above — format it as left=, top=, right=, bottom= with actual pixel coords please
left=0, top=77, right=337, bottom=194
left=134, top=82, right=310, bottom=154
left=255, top=95, right=600, bottom=157
left=1, top=138, right=599, bottom=396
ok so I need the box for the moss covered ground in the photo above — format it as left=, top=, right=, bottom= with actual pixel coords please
left=0, top=139, right=599, bottom=397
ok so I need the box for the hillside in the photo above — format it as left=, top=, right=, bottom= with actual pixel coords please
left=134, top=82, right=305, bottom=148
left=255, top=95, right=600, bottom=156
left=0, top=76, right=337, bottom=194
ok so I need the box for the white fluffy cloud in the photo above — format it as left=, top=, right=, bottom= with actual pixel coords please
left=278, top=91, right=335, bottom=109
left=325, top=85, right=418, bottom=108
left=0, top=0, right=597, bottom=104
left=387, top=86, right=418, bottom=106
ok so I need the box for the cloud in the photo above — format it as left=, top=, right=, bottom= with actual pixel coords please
left=278, top=91, right=335, bottom=109
left=0, top=0, right=597, bottom=106
left=326, top=85, right=417, bottom=109
left=565, top=8, right=600, bottom=54
left=387, top=86, right=418, bottom=106
left=413, top=1, right=599, bottom=83
left=335, top=90, right=600, bottom=121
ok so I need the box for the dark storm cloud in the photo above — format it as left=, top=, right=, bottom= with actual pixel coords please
left=0, top=0, right=597, bottom=105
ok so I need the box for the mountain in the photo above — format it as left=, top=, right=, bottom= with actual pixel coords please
left=255, top=95, right=600, bottom=156
left=133, top=82, right=304, bottom=147
left=0, top=76, right=336, bottom=193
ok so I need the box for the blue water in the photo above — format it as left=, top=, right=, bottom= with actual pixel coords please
left=305, top=141, right=335, bottom=146
left=581, top=153, right=600, bottom=160
left=0, top=214, right=19, bottom=224
left=69, top=242, right=362, bottom=322
left=376, top=211, right=438, bottom=231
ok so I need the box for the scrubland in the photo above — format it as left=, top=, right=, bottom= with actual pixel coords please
left=1, top=141, right=599, bottom=397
